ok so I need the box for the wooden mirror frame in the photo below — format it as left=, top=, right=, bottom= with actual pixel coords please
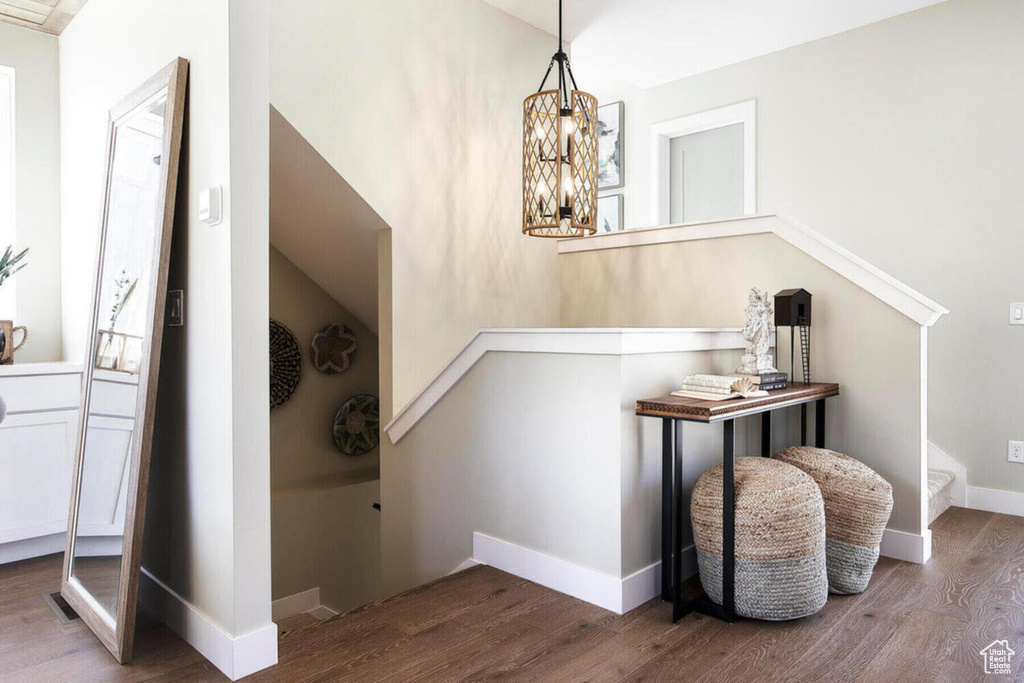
left=60, top=57, right=188, bottom=664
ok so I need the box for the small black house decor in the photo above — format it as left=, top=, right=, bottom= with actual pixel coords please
left=774, top=289, right=812, bottom=383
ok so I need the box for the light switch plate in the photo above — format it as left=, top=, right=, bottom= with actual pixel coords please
left=167, top=290, right=184, bottom=327
left=1010, top=303, right=1024, bottom=325
left=198, top=186, right=222, bottom=226
left=1010, top=440, right=1024, bottom=464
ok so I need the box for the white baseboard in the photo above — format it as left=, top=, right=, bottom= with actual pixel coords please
left=474, top=528, right=931, bottom=615
left=473, top=533, right=627, bottom=613
left=967, top=486, right=1024, bottom=517
left=472, top=532, right=697, bottom=614
left=928, top=442, right=967, bottom=507
left=271, top=587, right=339, bottom=622
left=880, top=528, right=931, bottom=564
left=0, top=533, right=124, bottom=565
left=307, top=604, right=338, bottom=620
left=139, top=568, right=277, bottom=681
left=449, top=558, right=482, bottom=575
left=272, top=587, right=320, bottom=622
left=0, top=532, right=65, bottom=564
left=620, top=561, right=661, bottom=614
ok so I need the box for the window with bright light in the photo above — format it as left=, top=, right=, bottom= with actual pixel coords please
left=0, top=65, right=15, bottom=318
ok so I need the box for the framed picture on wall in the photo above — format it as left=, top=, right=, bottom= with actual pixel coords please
left=597, top=194, right=624, bottom=232
left=597, top=101, right=624, bottom=190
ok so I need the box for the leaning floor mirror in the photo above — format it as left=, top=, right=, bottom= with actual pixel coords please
left=61, top=58, right=188, bottom=664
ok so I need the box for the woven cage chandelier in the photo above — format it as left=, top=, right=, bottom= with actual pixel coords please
left=522, top=0, right=598, bottom=238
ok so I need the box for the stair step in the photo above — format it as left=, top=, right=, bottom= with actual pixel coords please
left=927, top=468, right=955, bottom=525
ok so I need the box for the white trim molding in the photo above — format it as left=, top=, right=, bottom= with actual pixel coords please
left=475, top=527, right=929, bottom=618
left=558, top=214, right=949, bottom=328
left=0, top=532, right=66, bottom=565
left=272, top=587, right=319, bottom=622
left=651, top=100, right=757, bottom=224
left=449, top=558, right=482, bottom=575
left=139, top=568, right=278, bottom=681
left=271, top=587, right=339, bottom=622
left=473, top=532, right=694, bottom=614
left=967, top=487, right=1024, bottom=517
left=0, top=65, right=15, bottom=319
left=880, top=528, right=932, bottom=564
left=384, top=327, right=745, bottom=443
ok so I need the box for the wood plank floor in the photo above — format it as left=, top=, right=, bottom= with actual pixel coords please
left=1, top=507, right=1022, bottom=682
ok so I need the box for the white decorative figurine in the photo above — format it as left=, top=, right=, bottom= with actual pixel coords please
left=737, top=288, right=778, bottom=374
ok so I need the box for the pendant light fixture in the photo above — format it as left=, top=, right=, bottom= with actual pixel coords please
left=522, top=0, right=598, bottom=238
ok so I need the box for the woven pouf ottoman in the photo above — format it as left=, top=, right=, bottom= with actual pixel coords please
left=691, top=457, right=827, bottom=621
left=773, top=447, right=893, bottom=595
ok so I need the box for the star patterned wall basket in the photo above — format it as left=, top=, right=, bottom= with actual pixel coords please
left=311, top=323, right=358, bottom=374
left=333, top=394, right=380, bottom=456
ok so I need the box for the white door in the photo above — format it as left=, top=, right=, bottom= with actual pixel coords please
left=668, top=122, right=745, bottom=224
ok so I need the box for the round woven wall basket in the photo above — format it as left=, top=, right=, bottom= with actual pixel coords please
left=333, top=394, right=380, bottom=456
left=773, top=447, right=893, bottom=595
left=311, top=323, right=357, bottom=374
left=269, top=319, right=302, bottom=410
left=692, top=457, right=828, bottom=621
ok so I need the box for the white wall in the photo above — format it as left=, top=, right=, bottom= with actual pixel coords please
left=270, top=246, right=379, bottom=492
left=272, top=479, right=381, bottom=614
left=269, top=0, right=562, bottom=415
left=60, top=0, right=235, bottom=627
left=560, top=233, right=926, bottom=537
left=383, top=338, right=773, bottom=596
left=0, top=23, right=61, bottom=362
left=270, top=107, right=385, bottom=335
left=59, top=0, right=274, bottom=672
left=575, top=0, right=1023, bottom=493
left=386, top=351, right=622, bottom=594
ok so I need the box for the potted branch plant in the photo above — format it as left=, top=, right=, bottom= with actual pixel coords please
left=0, top=245, right=28, bottom=363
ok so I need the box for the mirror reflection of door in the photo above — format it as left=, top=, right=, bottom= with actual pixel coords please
left=69, top=90, right=168, bottom=622
left=668, top=122, right=745, bottom=224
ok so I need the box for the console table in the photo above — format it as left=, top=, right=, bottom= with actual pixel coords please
left=636, top=381, right=840, bottom=623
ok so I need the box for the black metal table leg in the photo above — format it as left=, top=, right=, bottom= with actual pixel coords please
left=722, top=419, right=736, bottom=622
left=815, top=398, right=826, bottom=448
left=671, top=420, right=685, bottom=622
left=761, top=412, right=771, bottom=457
left=801, top=403, right=808, bottom=446
left=661, top=418, right=673, bottom=601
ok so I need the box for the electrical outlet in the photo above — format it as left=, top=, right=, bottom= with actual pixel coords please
left=1010, top=440, right=1024, bottom=464
left=167, top=290, right=184, bottom=327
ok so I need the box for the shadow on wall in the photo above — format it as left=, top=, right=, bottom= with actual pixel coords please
left=144, top=104, right=192, bottom=602
left=269, top=106, right=386, bottom=335
left=268, top=246, right=381, bottom=611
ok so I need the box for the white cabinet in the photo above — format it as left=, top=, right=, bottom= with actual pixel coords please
left=0, top=411, right=78, bottom=543
left=0, top=362, right=83, bottom=563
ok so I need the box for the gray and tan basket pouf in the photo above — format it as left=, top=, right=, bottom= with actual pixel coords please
left=773, top=447, right=893, bottom=595
left=691, top=457, right=827, bottom=621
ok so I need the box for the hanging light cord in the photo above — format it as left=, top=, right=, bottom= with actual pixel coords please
left=535, top=0, right=580, bottom=111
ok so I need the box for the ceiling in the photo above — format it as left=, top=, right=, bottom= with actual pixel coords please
left=0, top=0, right=87, bottom=35
left=481, top=0, right=947, bottom=88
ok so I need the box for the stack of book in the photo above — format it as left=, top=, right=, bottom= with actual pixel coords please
left=671, top=374, right=768, bottom=402
left=731, top=371, right=788, bottom=391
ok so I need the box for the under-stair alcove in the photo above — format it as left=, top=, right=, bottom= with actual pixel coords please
left=268, top=107, right=392, bottom=622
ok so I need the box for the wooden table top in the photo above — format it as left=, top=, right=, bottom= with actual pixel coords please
left=636, top=382, right=840, bottom=423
